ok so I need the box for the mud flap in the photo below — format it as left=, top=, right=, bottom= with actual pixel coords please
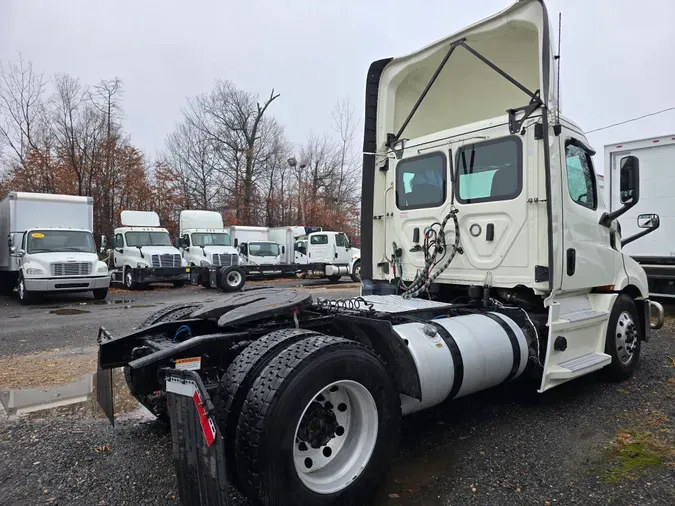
left=165, top=369, right=229, bottom=506
left=95, top=361, right=115, bottom=426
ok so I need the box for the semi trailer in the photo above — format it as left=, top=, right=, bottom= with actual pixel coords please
left=0, top=192, right=110, bottom=303
left=95, top=1, right=665, bottom=505
left=106, top=211, right=190, bottom=289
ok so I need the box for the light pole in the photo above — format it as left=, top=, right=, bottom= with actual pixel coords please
left=287, top=157, right=307, bottom=225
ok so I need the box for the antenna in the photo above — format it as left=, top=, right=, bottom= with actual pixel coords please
left=554, top=12, right=562, bottom=135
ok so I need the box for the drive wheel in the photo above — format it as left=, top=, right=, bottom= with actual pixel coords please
left=235, top=335, right=401, bottom=506
left=604, top=294, right=642, bottom=381
left=219, top=328, right=321, bottom=491
left=327, top=275, right=341, bottom=284
left=220, top=266, right=246, bottom=292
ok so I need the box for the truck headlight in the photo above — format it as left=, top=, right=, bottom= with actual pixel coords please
left=26, top=268, right=43, bottom=275
left=97, top=265, right=108, bottom=273
left=200, top=260, right=210, bottom=267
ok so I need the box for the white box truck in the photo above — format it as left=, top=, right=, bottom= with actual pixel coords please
left=228, top=225, right=284, bottom=274
left=178, top=210, right=246, bottom=291
left=0, top=192, right=110, bottom=304
left=268, top=226, right=322, bottom=264
left=605, top=134, right=675, bottom=297
left=107, top=210, right=190, bottom=289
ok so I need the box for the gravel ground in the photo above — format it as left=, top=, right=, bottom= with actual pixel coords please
left=1, top=303, right=674, bottom=505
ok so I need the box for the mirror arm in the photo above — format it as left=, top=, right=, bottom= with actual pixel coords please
left=621, top=221, right=660, bottom=247
left=599, top=199, right=637, bottom=228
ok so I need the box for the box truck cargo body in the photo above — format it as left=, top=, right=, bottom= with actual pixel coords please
left=605, top=135, right=675, bottom=296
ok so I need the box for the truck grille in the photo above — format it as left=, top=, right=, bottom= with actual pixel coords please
left=51, top=262, right=92, bottom=276
left=151, top=254, right=181, bottom=268
left=212, top=254, right=238, bottom=267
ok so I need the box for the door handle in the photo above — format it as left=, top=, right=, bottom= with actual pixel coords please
left=486, top=223, right=494, bottom=242
left=566, top=248, right=576, bottom=276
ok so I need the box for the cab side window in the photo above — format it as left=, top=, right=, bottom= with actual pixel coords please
left=565, top=142, right=597, bottom=210
left=335, top=233, right=346, bottom=247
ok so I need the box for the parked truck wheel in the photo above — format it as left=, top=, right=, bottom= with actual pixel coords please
left=235, top=335, right=401, bottom=506
left=327, top=275, right=341, bottom=284
left=604, top=294, right=643, bottom=381
left=92, top=288, right=108, bottom=300
left=17, top=274, right=34, bottom=305
left=350, top=260, right=361, bottom=283
left=219, top=266, right=246, bottom=292
left=219, top=328, right=321, bottom=491
left=124, top=302, right=204, bottom=422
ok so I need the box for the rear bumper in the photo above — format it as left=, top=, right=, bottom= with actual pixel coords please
left=24, top=275, right=110, bottom=291
left=132, top=267, right=190, bottom=283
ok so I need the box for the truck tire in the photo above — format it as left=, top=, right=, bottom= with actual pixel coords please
left=219, top=328, right=321, bottom=490
left=327, top=275, right=341, bottom=284
left=17, top=274, right=34, bottom=305
left=604, top=294, right=642, bottom=381
left=220, top=266, right=246, bottom=292
left=350, top=260, right=361, bottom=282
left=92, top=288, right=108, bottom=300
left=235, top=335, right=401, bottom=506
left=172, top=281, right=186, bottom=288
left=124, top=267, right=137, bottom=290
left=124, top=302, right=204, bottom=422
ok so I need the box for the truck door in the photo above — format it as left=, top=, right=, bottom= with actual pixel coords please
left=113, top=233, right=124, bottom=268
left=559, top=135, right=617, bottom=290
left=308, top=234, right=330, bottom=263
left=334, top=233, right=352, bottom=265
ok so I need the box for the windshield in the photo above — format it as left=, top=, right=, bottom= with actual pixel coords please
left=248, top=242, right=280, bottom=257
left=27, top=230, right=96, bottom=254
left=192, top=233, right=231, bottom=247
left=125, top=231, right=172, bottom=247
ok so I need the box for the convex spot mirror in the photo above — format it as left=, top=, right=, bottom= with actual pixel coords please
left=637, top=213, right=659, bottom=229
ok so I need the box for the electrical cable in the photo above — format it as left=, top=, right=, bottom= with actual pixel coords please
left=586, top=106, right=675, bottom=134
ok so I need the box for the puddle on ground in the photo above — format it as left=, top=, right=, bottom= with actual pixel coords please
left=50, top=308, right=91, bottom=315
left=0, top=368, right=146, bottom=421
left=90, top=299, right=135, bottom=305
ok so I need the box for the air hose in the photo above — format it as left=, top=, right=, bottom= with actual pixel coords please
left=400, top=208, right=461, bottom=299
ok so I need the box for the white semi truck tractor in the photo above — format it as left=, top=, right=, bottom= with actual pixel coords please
left=178, top=210, right=246, bottom=291
left=95, top=2, right=665, bottom=505
left=107, top=210, right=190, bottom=290
left=0, top=192, right=110, bottom=304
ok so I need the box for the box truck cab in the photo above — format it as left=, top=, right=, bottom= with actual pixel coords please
left=0, top=192, right=109, bottom=304
left=306, top=231, right=361, bottom=282
left=228, top=226, right=282, bottom=268
left=108, top=210, right=190, bottom=290
left=268, top=226, right=323, bottom=265
left=178, top=210, right=245, bottom=291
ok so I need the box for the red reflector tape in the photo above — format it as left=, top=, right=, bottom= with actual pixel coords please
left=193, top=391, right=216, bottom=446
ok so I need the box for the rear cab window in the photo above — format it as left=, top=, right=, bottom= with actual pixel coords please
left=396, top=152, right=446, bottom=210
left=455, top=137, right=522, bottom=203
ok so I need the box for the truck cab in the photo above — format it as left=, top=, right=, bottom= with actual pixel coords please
left=239, top=240, right=282, bottom=266
left=12, top=227, right=109, bottom=303
left=108, top=211, right=189, bottom=289
left=306, top=231, right=361, bottom=282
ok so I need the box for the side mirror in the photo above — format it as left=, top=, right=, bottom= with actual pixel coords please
left=9, top=246, right=17, bottom=254
left=282, top=246, right=286, bottom=254
left=621, top=213, right=660, bottom=247
left=600, top=155, right=640, bottom=227
left=179, top=236, right=189, bottom=248
left=8, top=235, right=14, bottom=248
left=619, top=156, right=640, bottom=204
left=234, top=238, right=239, bottom=248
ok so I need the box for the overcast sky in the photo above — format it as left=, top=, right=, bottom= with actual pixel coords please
left=1, top=0, right=674, bottom=173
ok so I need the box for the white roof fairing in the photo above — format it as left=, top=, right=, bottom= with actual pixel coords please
left=376, top=0, right=557, bottom=152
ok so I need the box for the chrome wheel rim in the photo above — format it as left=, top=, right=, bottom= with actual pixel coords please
left=19, top=280, right=25, bottom=299
left=354, top=264, right=361, bottom=280
left=125, top=271, right=133, bottom=288
left=227, top=271, right=242, bottom=286
left=616, top=311, right=639, bottom=364
left=293, top=380, right=378, bottom=494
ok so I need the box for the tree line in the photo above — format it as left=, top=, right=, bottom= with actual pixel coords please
left=0, top=56, right=362, bottom=245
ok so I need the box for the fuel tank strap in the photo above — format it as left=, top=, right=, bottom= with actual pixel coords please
left=427, top=321, right=464, bottom=400
left=484, top=312, right=521, bottom=381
